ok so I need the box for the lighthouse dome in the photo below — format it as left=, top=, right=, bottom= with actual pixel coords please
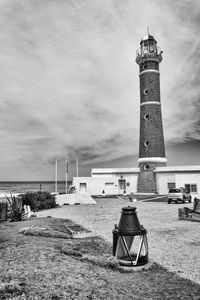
left=141, top=34, right=156, bottom=43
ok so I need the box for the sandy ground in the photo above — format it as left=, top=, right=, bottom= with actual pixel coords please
left=39, top=198, right=200, bottom=285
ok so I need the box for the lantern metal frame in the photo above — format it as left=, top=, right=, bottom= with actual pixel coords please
left=113, top=206, right=148, bottom=267
left=113, top=227, right=148, bottom=266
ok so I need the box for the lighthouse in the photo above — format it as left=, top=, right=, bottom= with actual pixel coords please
left=136, top=33, right=167, bottom=193
left=73, top=32, right=200, bottom=198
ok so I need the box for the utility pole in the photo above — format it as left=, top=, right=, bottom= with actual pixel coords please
left=76, top=159, right=79, bottom=177
left=65, top=160, right=68, bottom=194
left=55, top=159, right=57, bottom=194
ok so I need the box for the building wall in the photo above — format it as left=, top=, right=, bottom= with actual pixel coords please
left=156, top=173, right=175, bottom=194
left=175, top=173, right=200, bottom=198
left=72, top=169, right=200, bottom=197
left=73, top=177, right=118, bottom=195
left=73, top=174, right=138, bottom=196
left=91, top=173, right=116, bottom=178
left=156, top=172, right=200, bottom=198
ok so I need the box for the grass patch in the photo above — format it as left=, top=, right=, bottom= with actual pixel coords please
left=19, top=227, right=73, bottom=239
left=0, top=217, right=200, bottom=299
left=0, top=281, right=26, bottom=299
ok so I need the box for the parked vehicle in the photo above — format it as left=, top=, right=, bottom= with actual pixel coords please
left=168, top=187, right=192, bottom=204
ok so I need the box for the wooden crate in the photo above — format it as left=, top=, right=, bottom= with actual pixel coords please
left=178, top=207, right=200, bottom=222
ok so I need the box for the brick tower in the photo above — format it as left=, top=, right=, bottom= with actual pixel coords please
left=136, top=33, right=167, bottom=193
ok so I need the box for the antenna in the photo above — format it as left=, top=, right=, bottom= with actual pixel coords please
left=147, top=26, right=149, bottom=35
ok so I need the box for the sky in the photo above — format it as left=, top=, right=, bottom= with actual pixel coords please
left=0, top=0, right=200, bottom=180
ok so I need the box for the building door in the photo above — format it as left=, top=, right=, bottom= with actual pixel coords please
left=105, top=182, right=115, bottom=195
left=79, top=182, right=87, bottom=193
left=118, top=179, right=126, bottom=194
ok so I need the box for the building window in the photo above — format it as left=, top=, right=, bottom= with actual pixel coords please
left=144, top=114, right=150, bottom=120
left=167, top=182, right=176, bottom=190
left=144, top=89, right=149, bottom=95
left=105, top=182, right=114, bottom=186
left=191, top=184, right=197, bottom=192
left=185, top=184, right=197, bottom=193
left=144, top=140, right=149, bottom=147
left=127, top=182, right=130, bottom=187
left=143, top=64, right=148, bottom=70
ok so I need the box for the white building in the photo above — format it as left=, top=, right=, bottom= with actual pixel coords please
left=73, top=168, right=139, bottom=196
left=72, top=165, right=200, bottom=198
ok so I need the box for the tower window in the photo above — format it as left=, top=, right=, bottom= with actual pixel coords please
left=143, top=64, right=148, bottom=70
left=144, top=114, right=150, bottom=120
left=144, top=164, right=150, bottom=171
left=144, top=141, right=149, bottom=147
left=144, top=89, right=149, bottom=95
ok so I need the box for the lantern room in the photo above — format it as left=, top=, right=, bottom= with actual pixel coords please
left=136, top=33, right=163, bottom=64
left=140, top=34, right=157, bottom=56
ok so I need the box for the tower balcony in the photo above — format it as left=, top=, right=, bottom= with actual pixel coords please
left=136, top=47, right=163, bottom=64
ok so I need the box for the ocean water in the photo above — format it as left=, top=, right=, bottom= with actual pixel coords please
left=0, top=181, right=72, bottom=195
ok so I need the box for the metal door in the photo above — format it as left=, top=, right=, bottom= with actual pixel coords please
left=118, top=179, right=126, bottom=194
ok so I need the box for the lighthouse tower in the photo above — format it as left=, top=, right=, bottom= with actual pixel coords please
left=136, top=33, right=167, bottom=193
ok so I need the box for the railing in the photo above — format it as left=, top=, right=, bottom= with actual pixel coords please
left=136, top=46, right=162, bottom=57
left=136, top=47, right=163, bottom=57
left=136, top=46, right=163, bottom=63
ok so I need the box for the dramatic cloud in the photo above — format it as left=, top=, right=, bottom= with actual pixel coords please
left=0, top=0, right=199, bottom=179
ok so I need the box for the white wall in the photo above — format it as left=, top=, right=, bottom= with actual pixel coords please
left=156, top=172, right=200, bottom=198
left=175, top=173, right=200, bottom=198
left=91, top=173, right=116, bottom=178
left=156, top=173, right=175, bottom=194
left=73, top=171, right=200, bottom=197
left=73, top=177, right=118, bottom=195
left=73, top=174, right=138, bottom=195
left=125, top=174, right=138, bottom=194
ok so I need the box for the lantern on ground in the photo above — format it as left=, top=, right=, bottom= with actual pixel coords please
left=113, top=206, right=148, bottom=266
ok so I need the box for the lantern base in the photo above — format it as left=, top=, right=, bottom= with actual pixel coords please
left=117, top=254, right=148, bottom=267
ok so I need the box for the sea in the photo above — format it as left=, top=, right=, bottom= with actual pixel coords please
left=0, top=181, right=72, bottom=195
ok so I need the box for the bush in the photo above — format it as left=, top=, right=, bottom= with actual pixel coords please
left=20, top=192, right=57, bottom=211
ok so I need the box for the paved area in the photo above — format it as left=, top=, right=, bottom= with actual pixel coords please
left=40, top=198, right=200, bottom=285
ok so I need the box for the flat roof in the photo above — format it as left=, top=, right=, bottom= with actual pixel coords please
left=91, top=168, right=139, bottom=174
left=91, top=165, right=200, bottom=174
left=155, top=165, right=200, bottom=173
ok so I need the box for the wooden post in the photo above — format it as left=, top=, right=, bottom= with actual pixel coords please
left=0, top=202, right=7, bottom=222
left=65, top=160, right=68, bottom=194
left=178, top=208, right=185, bottom=220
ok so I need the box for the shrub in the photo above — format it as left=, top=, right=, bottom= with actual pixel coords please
left=6, top=195, right=23, bottom=222
left=20, top=191, right=57, bottom=211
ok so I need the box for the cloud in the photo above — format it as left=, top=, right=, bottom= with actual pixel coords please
left=157, top=0, right=200, bottom=143
left=0, top=0, right=199, bottom=179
